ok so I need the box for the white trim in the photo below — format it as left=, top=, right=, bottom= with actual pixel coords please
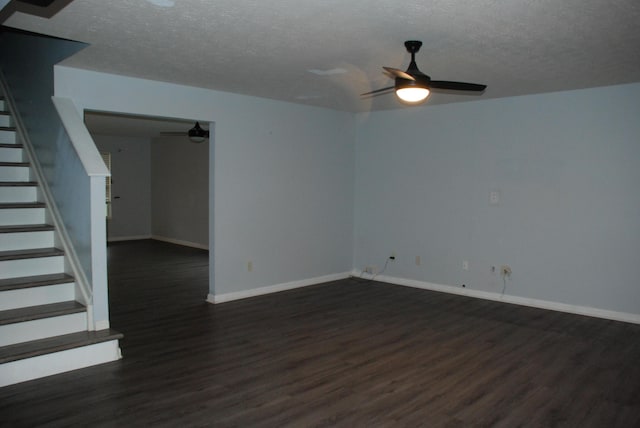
left=95, top=319, right=110, bottom=330
left=352, top=270, right=640, bottom=325
left=107, top=235, right=152, bottom=242
left=51, top=97, right=109, bottom=177
left=89, top=176, right=108, bottom=331
left=0, top=312, right=87, bottom=347
left=208, top=272, right=351, bottom=304
left=151, top=235, right=209, bottom=250
left=0, top=340, right=121, bottom=387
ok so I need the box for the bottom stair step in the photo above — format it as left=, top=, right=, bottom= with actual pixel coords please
left=0, top=329, right=123, bottom=364
left=0, top=330, right=123, bottom=387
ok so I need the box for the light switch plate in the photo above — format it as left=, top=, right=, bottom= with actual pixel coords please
left=489, top=190, right=500, bottom=205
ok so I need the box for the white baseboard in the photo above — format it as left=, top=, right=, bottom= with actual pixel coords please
left=208, top=271, right=351, bottom=304
left=106, top=235, right=208, bottom=250
left=151, top=235, right=209, bottom=250
left=352, top=270, right=640, bottom=325
left=107, top=235, right=152, bottom=242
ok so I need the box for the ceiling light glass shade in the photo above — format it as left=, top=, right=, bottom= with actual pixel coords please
left=189, top=135, right=206, bottom=143
left=396, top=86, right=430, bottom=103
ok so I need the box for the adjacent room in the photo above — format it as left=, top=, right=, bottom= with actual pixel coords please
left=85, top=111, right=209, bottom=249
left=0, top=0, right=639, bottom=426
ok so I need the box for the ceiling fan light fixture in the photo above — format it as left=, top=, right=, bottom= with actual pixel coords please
left=362, top=40, right=485, bottom=104
left=188, top=122, right=208, bottom=143
left=396, top=86, right=430, bottom=104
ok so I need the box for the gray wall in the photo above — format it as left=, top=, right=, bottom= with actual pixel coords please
left=150, top=136, right=209, bottom=248
left=55, top=66, right=355, bottom=298
left=56, top=64, right=640, bottom=318
left=92, top=134, right=152, bottom=240
left=355, top=83, right=640, bottom=316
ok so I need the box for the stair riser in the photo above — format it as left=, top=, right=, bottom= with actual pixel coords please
left=0, top=256, right=64, bottom=280
left=0, top=282, right=75, bottom=311
left=0, top=186, right=38, bottom=202
left=0, top=340, right=121, bottom=387
left=0, top=146, right=23, bottom=162
left=0, top=129, right=16, bottom=144
left=0, top=165, right=30, bottom=181
left=0, top=207, right=46, bottom=225
left=0, top=115, right=11, bottom=128
left=0, top=231, right=55, bottom=251
left=0, top=312, right=87, bottom=347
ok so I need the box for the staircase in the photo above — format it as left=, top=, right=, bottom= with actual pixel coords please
left=0, top=94, right=122, bottom=387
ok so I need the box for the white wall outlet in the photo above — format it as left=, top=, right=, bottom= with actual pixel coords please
left=415, top=255, right=421, bottom=266
left=489, top=190, right=500, bottom=206
left=462, top=260, right=469, bottom=271
left=247, top=261, right=253, bottom=272
left=390, top=251, right=397, bottom=259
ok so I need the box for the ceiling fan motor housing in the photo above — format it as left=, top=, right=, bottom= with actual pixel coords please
left=404, top=40, right=423, bottom=54
left=187, top=122, right=209, bottom=142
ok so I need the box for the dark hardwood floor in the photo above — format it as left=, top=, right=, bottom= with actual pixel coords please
left=1, top=239, right=639, bottom=427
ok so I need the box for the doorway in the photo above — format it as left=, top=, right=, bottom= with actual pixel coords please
left=84, top=111, right=210, bottom=249
left=84, top=110, right=211, bottom=338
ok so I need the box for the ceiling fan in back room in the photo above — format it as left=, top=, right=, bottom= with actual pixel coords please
left=160, top=122, right=209, bottom=143
left=362, top=40, right=487, bottom=105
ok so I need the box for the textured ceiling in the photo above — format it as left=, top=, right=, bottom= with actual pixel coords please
left=4, top=0, right=640, bottom=112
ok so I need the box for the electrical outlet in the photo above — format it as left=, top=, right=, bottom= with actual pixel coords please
left=415, top=255, right=421, bottom=266
left=247, top=261, right=253, bottom=272
left=462, top=260, right=469, bottom=271
left=390, top=251, right=397, bottom=260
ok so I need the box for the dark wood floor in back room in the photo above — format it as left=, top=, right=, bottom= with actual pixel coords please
left=1, top=239, right=639, bottom=427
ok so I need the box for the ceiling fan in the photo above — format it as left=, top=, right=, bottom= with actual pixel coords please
left=160, top=122, right=209, bottom=143
left=362, top=40, right=487, bottom=104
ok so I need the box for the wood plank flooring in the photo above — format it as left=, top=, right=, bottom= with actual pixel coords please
left=1, top=239, right=639, bottom=427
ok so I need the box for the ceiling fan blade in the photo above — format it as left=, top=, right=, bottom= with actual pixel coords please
left=361, top=86, right=395, bottom=96
left=383, top=67, right=415, bottom=81
left=429, top=81, right=487, bottom=91
left=160, top=131, right=188, bottom=136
